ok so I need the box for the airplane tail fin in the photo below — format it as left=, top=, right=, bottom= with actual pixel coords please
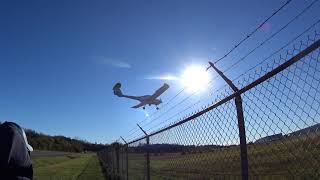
left=113, top=82, right=123, bottom=97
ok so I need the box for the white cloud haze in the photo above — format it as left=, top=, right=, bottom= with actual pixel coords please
left=95, top=57, right=131, bottom=69
left=145, top=75, right=179, bottom=80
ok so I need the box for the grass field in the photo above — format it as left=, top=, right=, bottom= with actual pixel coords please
left=33, top=153, right=105, bottom=180
left=124, top=132, right=320, bottom=180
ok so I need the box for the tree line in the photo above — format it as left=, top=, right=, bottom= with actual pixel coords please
left=25, top=129, right=106, bottom=152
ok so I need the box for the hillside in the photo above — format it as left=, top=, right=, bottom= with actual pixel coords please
left=25, top=129, right=106, bottom=152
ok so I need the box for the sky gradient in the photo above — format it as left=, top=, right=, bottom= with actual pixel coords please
left=0, top=0, right=319, bottom=143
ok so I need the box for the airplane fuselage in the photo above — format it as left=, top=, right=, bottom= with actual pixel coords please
left=138, top=95, right=162, bottom=105
left=113, top=82, right=168, bottom=109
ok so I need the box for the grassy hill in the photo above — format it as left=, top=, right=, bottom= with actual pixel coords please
left=0, top=121, right=105, bottom=152
left=26, top=129, right=106, bottom=152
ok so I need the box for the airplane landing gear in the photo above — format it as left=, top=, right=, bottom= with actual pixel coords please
left=143, top=106, right=146, bottom=110
left=156, top=106, right=160, bottom=110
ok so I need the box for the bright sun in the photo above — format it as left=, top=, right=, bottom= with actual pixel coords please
left=180, top=65, right=211, bottom=92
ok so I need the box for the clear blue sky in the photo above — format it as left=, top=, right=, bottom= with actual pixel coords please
left=0, top=0, right=319, bottom=143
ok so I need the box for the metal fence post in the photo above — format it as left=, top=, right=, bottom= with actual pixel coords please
left=209, top=61, right=249, bottom=180
left=126, top=145, right=129, bottom=180
left=112, top=148, right=115, bottom=176
left=121, top=136, right=129, bottom=180
left=146, top=136, right=150, bottom=180
left=234, top=95, right=248, bottom=180
left=137, top=124, right=150, bottom=180
left=121, top=40, right=320, bottom=179
left=121, top=148, right=124, bottom=179
left=116, top=144, right=120, bottom=180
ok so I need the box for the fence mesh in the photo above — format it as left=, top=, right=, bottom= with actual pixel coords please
left=98, top=30, right=320, bottom=180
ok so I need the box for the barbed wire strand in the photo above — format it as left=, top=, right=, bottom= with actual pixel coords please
left=212, top=0, right=293, bottom=65
left=122, top=0, right=299, bottom=143
left=223, top=0, right=320, bottom=73
left=142, top=76, right=219, bottom=130
left=146, top=81, right=230, bottom=133
left=229, top=19, right=320, bottom=82
left=139, top=0, right=319, bottom=137
left=147, top=20, right=320, bottom=134
left=122, top=1, right=293, bottom=140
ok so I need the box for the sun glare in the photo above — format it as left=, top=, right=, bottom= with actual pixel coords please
left=143, top=110, right=150, bottom=117
left=180, top=65, right=211, bottom=92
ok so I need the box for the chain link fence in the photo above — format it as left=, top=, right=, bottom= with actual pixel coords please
left=99, top=30, right=320, bottom=180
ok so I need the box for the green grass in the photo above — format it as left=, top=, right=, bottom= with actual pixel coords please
left=125, top=132, right=320, bottom=180
left=33, top=153, right=105, bottom=180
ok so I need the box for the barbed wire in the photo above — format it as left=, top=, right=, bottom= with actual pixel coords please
left=146, top=80, right=230, bottom=133
left=131, top=20, right=320, bottom=142
left=129, top=32, right=320, bottom=144
left=119, top=0, right=318, bottom=143
left=101, top=36, right=320, bottom=178
left=125, top=79, right=217, bottom=141
left=211, top=0, right=293, bottom=65
left=121, top=1, right=294, bottom=141
left=228, top=19, right=320, bottom=84
left=222, top=0, right=320, bottom=73
left=142, top=76, right=219, bottom=130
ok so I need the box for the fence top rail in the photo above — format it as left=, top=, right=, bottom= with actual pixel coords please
left=126, top=39, right=320, bottom=146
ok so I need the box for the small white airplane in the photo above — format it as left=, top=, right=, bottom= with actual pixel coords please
left=113, top=82, right=169, bottom=110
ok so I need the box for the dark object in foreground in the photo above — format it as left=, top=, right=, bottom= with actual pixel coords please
left=0, top=122, right=33, bottom=180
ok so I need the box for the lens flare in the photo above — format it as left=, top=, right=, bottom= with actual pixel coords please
left=144, top=110, right=149, bottom=117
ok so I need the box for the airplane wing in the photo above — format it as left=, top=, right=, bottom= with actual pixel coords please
left=131, top=102, right=145, bottom=108
left=122, top=95, right=144, bottom=101
left=150, top=83, right=170, bottom=99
